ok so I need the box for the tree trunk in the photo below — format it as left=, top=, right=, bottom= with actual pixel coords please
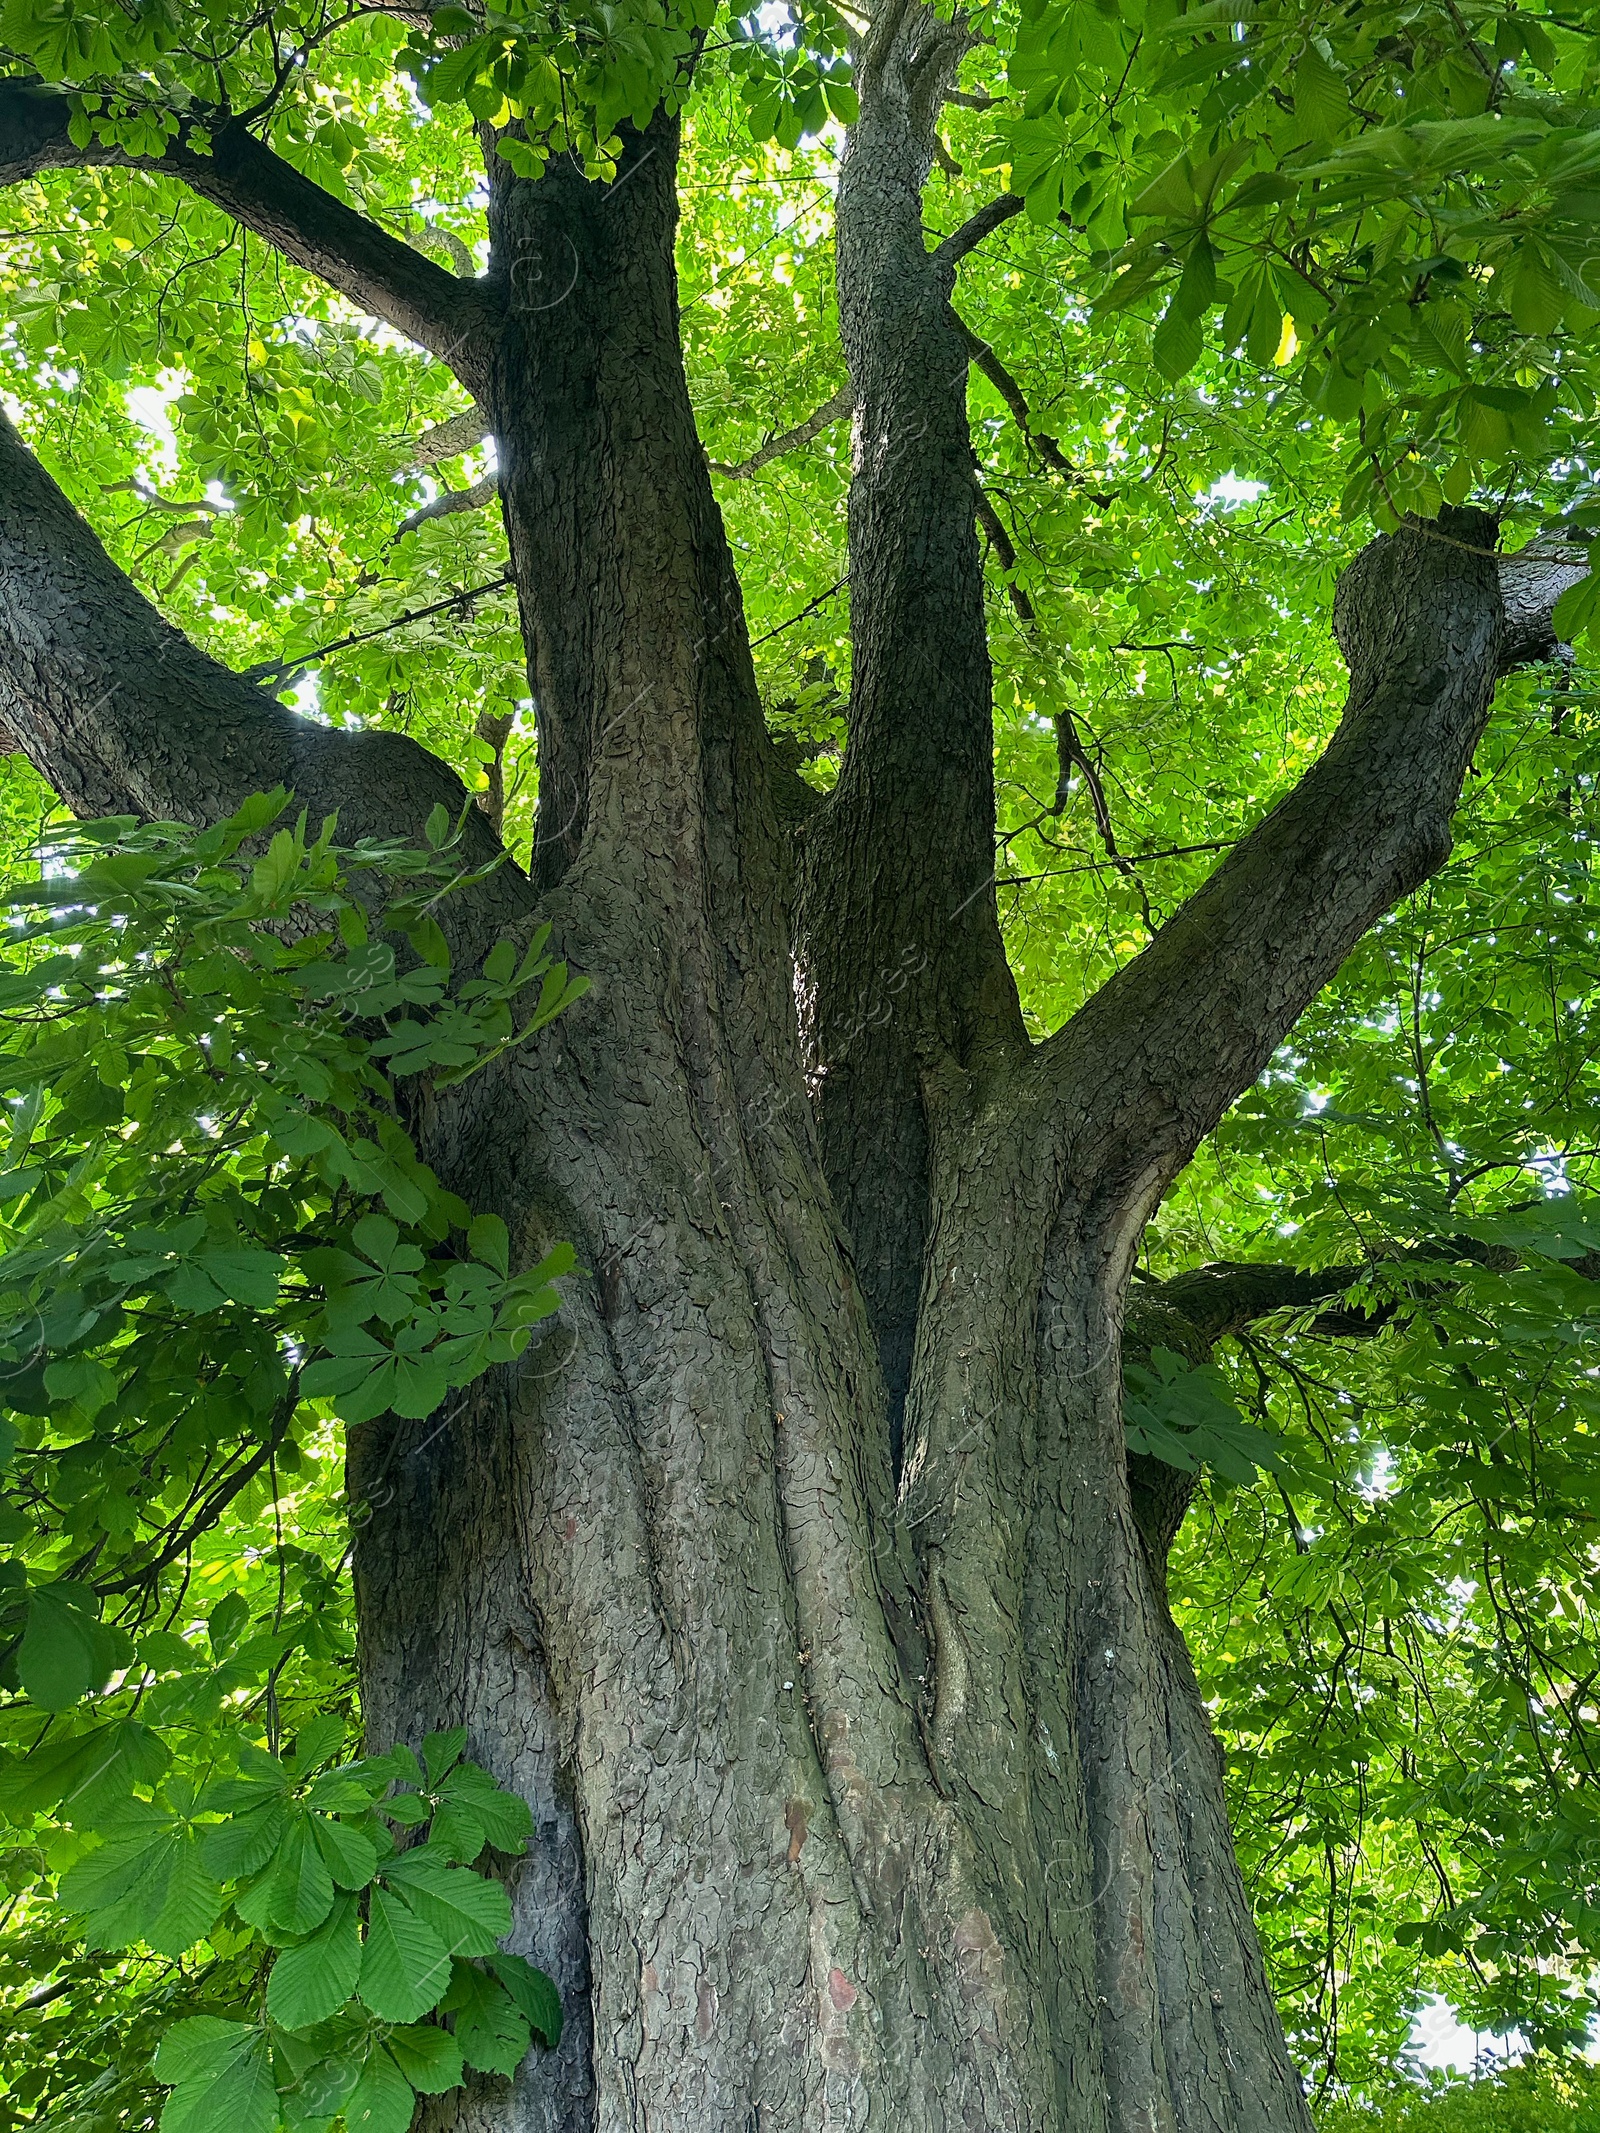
left=0, top=44, right=1566, bottom=2133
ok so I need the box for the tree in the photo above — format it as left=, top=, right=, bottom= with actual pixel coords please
left=1, top=0, right=1599, bottom=2125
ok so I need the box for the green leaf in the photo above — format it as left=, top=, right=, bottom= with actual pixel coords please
left=311, top=1811, right=380, bottom=1889
left=1294, top=43, right=1347, bottom=140
left=207, top=1591, right=250, bottom=1654
left=195, top=1247, right=285, bottom=1309
left=342, top=2046, right=417, bottom=2133
left=1552, top=566, right=1600, bottom=643
left=266, top=1891, right=362, bottom=2030
left=433, top=1764, right=532, bottom=1857
left=467, top=1213, right=509, bottom=1275
left=0, top=1718, right=168, bottom=1818
left=491, top=1953, right=563, bottom=2048
left=380, top=1849, right=512, bottom=1954
left=450, top=1962, right=532, bottom=2075
left=158, top=2024, right=277, bottom=2133
left=153, top=2016, right=257, bottom=2087
left=63, top=1819, right=221, bottom=1954
left=1510, top=242, right=1565, bottom=337
left=201, top=1799, right=289, bottom=1879
left=289, top=1713, right=346, bottom=1773
left=422, top=1726, right=467, bottom=1783
left=18, top=1583, right=111, bottom=1707
left=359, top=1885, right=455, bottom=2020
left=238, top=1816, right=336, bottom=1938
left=1152, top=295, right=1204, bottom=382
left=386, top=2021, right=465, bottom=2093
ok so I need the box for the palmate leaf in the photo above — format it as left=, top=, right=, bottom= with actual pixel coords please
left=59, top=1816, right=222, bottom=1953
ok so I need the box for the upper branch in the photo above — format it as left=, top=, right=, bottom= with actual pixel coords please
left=1039, top=508, right=1578, bottom=1220
left=0, top=408, right=530, bottom=962
left=0, top=79, right=501, bottom=392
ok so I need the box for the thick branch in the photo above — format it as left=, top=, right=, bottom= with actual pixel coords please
left=410, top=408, right=493, bottom=467
left=798, top=2, right=1025, bottom=1451
left=1145, top=1261, right=1374, bottom=1343
left=0, top=409, right=529, bottom=964
left=1042, top=507, right=1567, bottom=1217
left=0, top=80, right=500, bottom=392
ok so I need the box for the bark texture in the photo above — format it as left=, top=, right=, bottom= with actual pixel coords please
left=0, top=47, right=1572, bottom=2133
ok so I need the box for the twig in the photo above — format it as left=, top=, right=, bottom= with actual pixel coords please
left=241, top=572, right=516, bottom=685
left=749, top=575, right=849, bottom=647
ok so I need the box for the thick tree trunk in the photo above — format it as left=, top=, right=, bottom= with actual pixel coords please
left=0, top=55, right=1568, bottom=2133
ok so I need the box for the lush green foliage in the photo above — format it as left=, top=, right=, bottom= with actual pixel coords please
left=1319, top=2058, right=1600, bottom=2131
left=0, top=792, right=577, bottom=2129
left=6, top=0, right=1600, bottom=2115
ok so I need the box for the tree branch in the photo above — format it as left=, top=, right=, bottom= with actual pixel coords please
left=0, top=408, right=529, bottom=965
left=706, top=381, right=854, bottom=478
left=410, top=408, right=493, bottom=467
left=1040, top=509, right=1573, bottom=1217
left=390, top=471, right=501, bottom=543
left=798, top=0, right=1028, bottom=1446
left=1144, top=1261, right=1376, bottom=1343
left=0, top=79, right=500, bottom=393
left=929, top=191, right=1023, bottom=271
left=951, top=306, right=1116, bottom=504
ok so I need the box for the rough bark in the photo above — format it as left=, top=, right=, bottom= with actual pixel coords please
left=796, top=3, right=1026, bottom=1459
left=0, top=54, right=1575, bottom=2133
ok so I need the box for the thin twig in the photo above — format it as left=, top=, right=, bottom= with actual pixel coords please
left=241, top=572, right=516, bottom=685
left=749, top=575, right=849, bottom=647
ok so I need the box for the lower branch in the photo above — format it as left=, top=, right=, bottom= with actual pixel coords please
left=0, top=409, right=529, bottom=967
